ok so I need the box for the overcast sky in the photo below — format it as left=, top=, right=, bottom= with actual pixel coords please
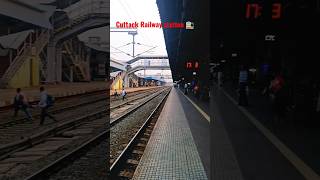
left=110, top=0, right=167, bottom=62
left=110, top=0, right=171, bottom=81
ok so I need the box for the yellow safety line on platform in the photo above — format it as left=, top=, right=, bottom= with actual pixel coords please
left=179, top=89, right=210, bottom=122
left=221, top=90, right=320, bottom=180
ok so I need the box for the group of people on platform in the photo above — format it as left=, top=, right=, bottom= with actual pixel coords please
left=215, top=64, right=320, bottom=124
left=236, top=65, right=290, bottom=121
left=13, top=87, right=56, bottom=125
left=181, top=80, right=210, bottom=101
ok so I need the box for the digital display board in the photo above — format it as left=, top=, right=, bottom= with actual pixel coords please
left=245, top=3, right=282, bottom=20
left=186, top=61, right=199, bottom=69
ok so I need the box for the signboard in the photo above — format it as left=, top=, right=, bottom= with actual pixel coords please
left=265, top=34, right=276, bottom=41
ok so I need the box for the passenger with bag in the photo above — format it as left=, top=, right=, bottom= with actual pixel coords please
left=13, top=88, right=33, bottom=120
left=38, top=86, right=57, bottom=125
left=121, top=88, right=127, bottom=101
left=269, top=73, right=287, bottom=121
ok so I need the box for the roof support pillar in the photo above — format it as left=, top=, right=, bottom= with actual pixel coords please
left=56, top=45, right=62, bottom=82
left=46, top=40, right=56, bottom=83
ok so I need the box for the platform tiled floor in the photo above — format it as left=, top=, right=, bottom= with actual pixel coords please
left=133, top=89, right=207, bottom=180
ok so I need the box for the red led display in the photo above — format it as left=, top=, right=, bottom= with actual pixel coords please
left=246, top=3, right=262, bottom=19
left=246, top=3, right=282, bottom=20
left=186, top=61, right=199, bottom=69
left=272, top=3, right=281, bottom=19
left=186, top=62, right=193, bottom=68
left=195, top=62, right=199, bottom=69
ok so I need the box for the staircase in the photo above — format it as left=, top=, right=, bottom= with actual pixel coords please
left=63, top=40, right=90, bottom=81
left=0, top=30, right=49, bottom=88
left=44, top=0, right=108, bottom=83
left=111, top=71, right=126, bottom=90
left=0, top=0, right=108, bottom=87
left=128, top=74, right=139, bottom=87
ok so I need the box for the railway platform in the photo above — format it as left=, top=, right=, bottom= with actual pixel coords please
left=132, top=87, right=210, bottom=179
left=0, top=82, right=107, bottom=108
left=211, top=83, right=320, bottom=180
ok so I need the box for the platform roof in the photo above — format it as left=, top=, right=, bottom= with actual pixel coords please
left=156, top=0, right=210, bottom=83
left=0, top=0, right=55, bottom=35
left=0, top=30, right=34, bottom=49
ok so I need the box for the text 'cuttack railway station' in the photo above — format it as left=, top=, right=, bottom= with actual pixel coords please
left=115, top=21, right=189, bottom=29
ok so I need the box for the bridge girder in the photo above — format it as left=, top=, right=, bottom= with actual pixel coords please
left=126, top=56, right=168, bottom=64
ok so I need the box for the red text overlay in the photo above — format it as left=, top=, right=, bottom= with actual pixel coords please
left=115, top=21, right=185, bottom=29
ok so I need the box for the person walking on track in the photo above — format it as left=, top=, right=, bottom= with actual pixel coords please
left=121, top=88, right=127, bottom=101
left=13, top=88, right=33, bottom=121
left=38, top=86, right=57, bottom=125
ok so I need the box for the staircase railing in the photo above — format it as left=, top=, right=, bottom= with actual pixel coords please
left=63, top=41, right=90, bottom=81
left=0, top=30, right=49, bottom=87
left=111, top=71, right=126, bottom=89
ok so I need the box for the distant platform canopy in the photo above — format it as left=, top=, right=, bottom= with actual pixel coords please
left=143, top=76, right=165, bottom=82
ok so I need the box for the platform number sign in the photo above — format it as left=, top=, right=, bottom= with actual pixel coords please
left=186, top=61, right=199, bottom=69
left=245, top=2, right=282, bottom=20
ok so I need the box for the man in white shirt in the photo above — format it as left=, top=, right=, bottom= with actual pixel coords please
left=121, top=88, right=127, bottom=101
left=38, top=86, right=57, bottom=125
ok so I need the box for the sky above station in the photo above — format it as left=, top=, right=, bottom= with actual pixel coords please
left=110, top=0, right=167, bottom=62
left=110, top=0, right=172, bottom=82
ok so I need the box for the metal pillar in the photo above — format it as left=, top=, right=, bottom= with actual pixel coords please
left=56, top=45, right=62, bottom=82
left=85, top=48, right=91, bottom=81
left=132, top=34, right=135, bottom=57
left=70, top=66, right=74, bottom=82
left=124, top=74, right=129, bottom=88
left=46, top=41, right=56, bottom=83
left=128, top=31, right=138, bottom=58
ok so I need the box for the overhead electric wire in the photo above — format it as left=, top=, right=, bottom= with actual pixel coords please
left=111, top=0, right=166, bottom=60
left=111, top=46, right=133, bottom=57
left=119, top=0, right=154, bottom=44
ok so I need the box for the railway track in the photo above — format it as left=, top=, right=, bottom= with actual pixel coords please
left=0, top=90, right=107, bottom=112
left=0, top=87, right=166, bottom=179
left=20, top=87, right=170, bottom=180
left=23, top=130, right=109, bottom=180
left=0, top=88, right=159, bottom=129
left=110, top=87, right=168, bottom=125
left=0, top=88, right=162, bottom=146
left=110, top=88, right=171, bottom=179
left=109, top=88, right=170, bottom=165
